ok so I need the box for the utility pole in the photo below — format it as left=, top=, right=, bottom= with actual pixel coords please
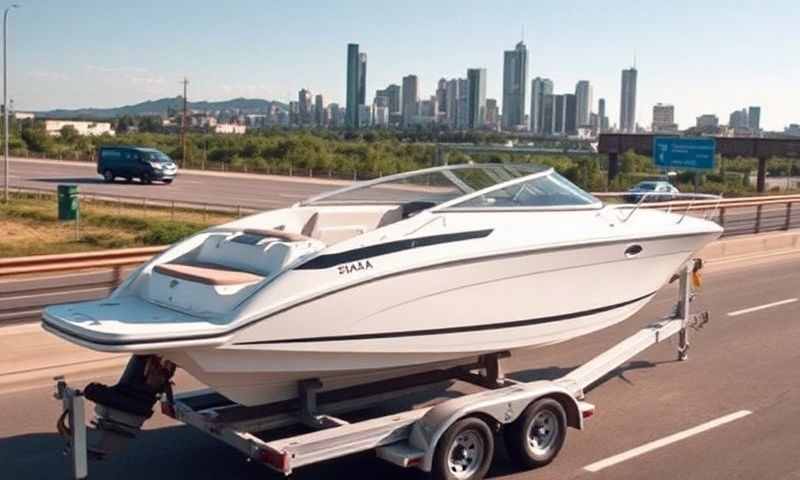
left=180, top=77, right=189, bottom=167
left=3, top=4, right=20, bottom=203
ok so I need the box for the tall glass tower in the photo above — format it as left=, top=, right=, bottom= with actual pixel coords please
left=502, top=41, right=528, bottom=130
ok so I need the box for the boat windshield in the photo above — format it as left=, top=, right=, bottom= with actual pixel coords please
left=446, top=171, right=600, bottom=208
left=301, top=164, right=549, bottom=206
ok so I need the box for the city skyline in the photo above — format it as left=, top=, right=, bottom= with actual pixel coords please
left=7, top=1, right=799, bottom=130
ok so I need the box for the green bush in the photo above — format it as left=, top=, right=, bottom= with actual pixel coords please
left=138, top=221, right=201, bottom=245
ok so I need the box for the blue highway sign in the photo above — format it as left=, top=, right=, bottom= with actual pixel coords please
left=653, top=137, right=716, bottom=171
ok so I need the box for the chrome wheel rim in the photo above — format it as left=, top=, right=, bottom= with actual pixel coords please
left=527, top=410, right=559, bottom=456
left=447, top=429, right=485, bottom=479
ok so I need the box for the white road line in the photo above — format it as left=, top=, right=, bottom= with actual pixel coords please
left=583, top=410, right=752, bottom=473
left=727, top=298, right=798, bottom=317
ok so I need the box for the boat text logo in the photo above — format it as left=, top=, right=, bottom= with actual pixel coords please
left=338, top=260, right=374, bottom=275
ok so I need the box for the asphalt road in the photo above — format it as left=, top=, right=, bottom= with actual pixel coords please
left=5, top=157, right=342, bottom=210
left=1, top=251, right=799, bottom=479
left=5, top=158, right=799, bottom=235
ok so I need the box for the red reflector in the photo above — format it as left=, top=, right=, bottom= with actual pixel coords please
left=160, top=402, right=176, bottom=418
left=582, top=408, right=595, bottom=419
left=257, top=447, right=290, bottom=472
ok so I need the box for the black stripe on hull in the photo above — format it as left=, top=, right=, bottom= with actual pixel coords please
left=295, top=229, right=494, bottom=270
left=233, top=291, right=657, bottom=346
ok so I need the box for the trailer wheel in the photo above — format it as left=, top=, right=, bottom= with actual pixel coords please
left=432, top=417, right=494, bottom=480
left=504, top=397, right=566, bottom=470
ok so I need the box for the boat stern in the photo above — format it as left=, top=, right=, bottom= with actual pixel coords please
left=42, top=297, right=232, bottom=353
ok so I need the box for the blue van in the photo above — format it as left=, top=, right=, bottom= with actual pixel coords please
left=97, top=146, right=178, bottom=184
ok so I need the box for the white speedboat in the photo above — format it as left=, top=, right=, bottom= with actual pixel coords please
left=43, top=164, right=722, bottom=409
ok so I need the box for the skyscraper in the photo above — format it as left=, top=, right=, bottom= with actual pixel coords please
left=376, top=85, right=401, bottom=116
left=456, top=78, right=469, bottom=129
left=748, top=106, right=761, bottom=131
left=542, top=94, right=555, bottom=135
left=329, top=103, right=340, bottom=128
left=530, top=77, right=553, bottom=134
left=436, top=78, right=448, bottom=119
left=358, top=53, right=367, bottom=106
left=619, top=67, right=637, bottom=133
left=574, top=80, right=593, bottom=127
left=467, top=68, right=487, bottom=129
left=486, top=98, right=499, bottom=129
left=314, top=94, right=324, bottom=127
left=346, top=44, right=361, bottom=128
left=401, top=75, right=419, bottom=128
left=564, top=93, right=577, bottom=135
left=502, top=41, right=528, bottom=130
left=553, top=94, right=566, bottom=135
left=445, top=79, right=460, bottom=128
left=298, top=88, right=312, bottom=125
left=598, top=98, right=607, bottom=132
left=729, top=108, right=749, bottom=129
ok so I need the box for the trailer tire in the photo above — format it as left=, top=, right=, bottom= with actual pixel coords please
left=503, top=397, right=566, bottom=470
left=431, top=416, right=494, bottom=480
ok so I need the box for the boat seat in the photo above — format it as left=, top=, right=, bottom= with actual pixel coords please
left=154, top=263, right=264, bottom=286
left=304, top=207, right=403, bottom=244
left=242, top=228, right=311, bottom=242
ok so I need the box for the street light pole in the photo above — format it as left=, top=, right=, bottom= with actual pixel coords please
left=3, top=4, right=19, bottom=203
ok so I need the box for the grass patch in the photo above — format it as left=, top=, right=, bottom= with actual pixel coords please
left=0, top=194, right=237, bottom=258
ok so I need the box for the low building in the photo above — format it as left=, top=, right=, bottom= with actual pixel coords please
left=190, top=114, right=217, bottom=128
left=44, top=120, right=115, bottom=136
left=14, top=111, right=35, bottom=120
left=358, top=105, right=372, bottom=128
left=696, top=114, right=719, bottom=129
left=652, top=103, right=678, bottom=133
left=372, top=105, right=389, bottom=127
left=214, top=123, right=246, bottom=134
left=784, top=124, right=800, bottom=137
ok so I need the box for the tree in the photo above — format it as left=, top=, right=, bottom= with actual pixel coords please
left=59, top=125, right=80, bottom=143
left=21, top=122, right=53, bottom=153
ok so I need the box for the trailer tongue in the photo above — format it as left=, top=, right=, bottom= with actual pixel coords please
left=54, top=260, right=708, bottom=480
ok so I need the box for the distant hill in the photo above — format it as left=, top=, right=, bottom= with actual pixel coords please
left=35, top=97, right=288, bottom=120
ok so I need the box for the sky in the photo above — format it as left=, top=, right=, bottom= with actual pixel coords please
left=8, top=0, right=800, bottom=130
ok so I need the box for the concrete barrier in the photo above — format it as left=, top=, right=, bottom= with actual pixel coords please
left=701, top=230, right=800, bottom=261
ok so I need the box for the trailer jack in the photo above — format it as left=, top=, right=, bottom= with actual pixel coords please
left=53, top=355, right=175, bottom=479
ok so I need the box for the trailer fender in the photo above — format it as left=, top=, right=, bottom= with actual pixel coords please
left=409, top=380, right=582, bottom=472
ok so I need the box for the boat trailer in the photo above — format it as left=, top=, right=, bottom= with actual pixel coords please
left=54, top=260, right=708, bottom=480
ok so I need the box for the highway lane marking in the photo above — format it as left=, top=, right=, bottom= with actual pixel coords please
left=583, top=410, right=752, bottom=473
left=727, top=298, right=798, bottom=317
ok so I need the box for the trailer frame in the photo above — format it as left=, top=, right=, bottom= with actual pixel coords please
left=54, top=260, right=708, bottom=480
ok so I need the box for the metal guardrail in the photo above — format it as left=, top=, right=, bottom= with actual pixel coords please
left=6, top=186, right=258, bottom=220
left=594, top=193, right=800, bottom=236
left=0, top=247, right=166, bottom=324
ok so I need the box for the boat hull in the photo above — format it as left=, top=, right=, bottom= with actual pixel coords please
left=167, top=232, right=711, bottom=406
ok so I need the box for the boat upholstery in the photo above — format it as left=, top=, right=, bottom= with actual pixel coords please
left=153, top=263, right=263, bottom=286
left=242, top=228, right=310, bottom=242
left=304, top=206, right=404, bottom=244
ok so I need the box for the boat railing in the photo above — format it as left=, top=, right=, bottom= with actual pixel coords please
left=600, top=191, right=724, bottom=225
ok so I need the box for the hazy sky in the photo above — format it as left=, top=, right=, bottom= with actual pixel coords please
left=9, top=0, right=799, bottom=130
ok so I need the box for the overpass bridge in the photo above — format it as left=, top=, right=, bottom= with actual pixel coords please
left=599, top=134, right=800, bottom=192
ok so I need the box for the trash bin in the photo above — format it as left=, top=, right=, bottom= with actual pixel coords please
left=57, top=184, right=79, bottom=221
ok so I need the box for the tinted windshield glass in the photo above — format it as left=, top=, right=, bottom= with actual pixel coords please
left=303, top=164, right=547, bottom=205
left=453, top=172, right=599, bottom=208
left=143, top=150, right=171, bottom=163
left=636, top=183, right=657, bottom=191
